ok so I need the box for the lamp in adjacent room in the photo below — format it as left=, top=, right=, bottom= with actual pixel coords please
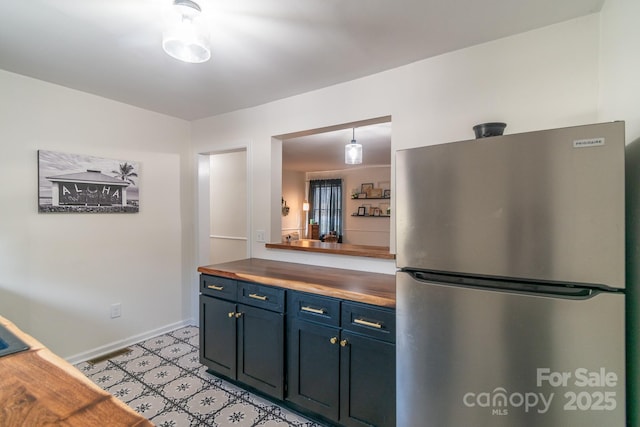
left=345, top=128, right=362, bottom=164
left=162, top=0, right=211, bottom=63
left=302, top=200, right=309, bottom=212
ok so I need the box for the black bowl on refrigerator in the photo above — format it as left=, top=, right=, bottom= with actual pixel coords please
left=473, top=122, right=507, bottom=138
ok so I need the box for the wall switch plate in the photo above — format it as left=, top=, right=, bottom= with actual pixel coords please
left=256, top=229, right=266, bottom=242
left=110, top=303, right=122, bottom=319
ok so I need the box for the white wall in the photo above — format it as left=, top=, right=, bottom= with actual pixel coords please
left=192, top=15, right=601, bottom=275
left=209, top=150, right=248, bottom=263
left=599, top=0, right=640, bottom=143
left=0, top=70, right=192, bottom=360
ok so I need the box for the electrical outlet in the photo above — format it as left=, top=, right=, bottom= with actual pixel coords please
left=256, top=229, right=266, bottom=242
left=110, top=303, right=122, bottom=319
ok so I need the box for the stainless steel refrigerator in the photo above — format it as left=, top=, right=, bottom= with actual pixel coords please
left=396, top=122, right=626, bottom=427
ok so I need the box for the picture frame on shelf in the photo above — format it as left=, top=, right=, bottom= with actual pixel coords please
left=383, top=189, right=391, bottom=198
left=369, top=188, right=383, bottom=198
left=362, top=203, right=372, bottom=215
left=372, top=207, right=381, bottom=216
left=361, top=183, right=374, bottom=195
left=357, top=206, right=366, bottom=216
left=358, top=193, right=367, bottom=199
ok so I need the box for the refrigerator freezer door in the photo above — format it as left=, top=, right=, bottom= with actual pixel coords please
left=396, top=272, right=626, bottom=427
left=396, top=122, right=625, bottom=289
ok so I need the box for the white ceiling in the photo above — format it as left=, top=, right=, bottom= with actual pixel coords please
left=0, top=0, right=604, bottom=121
left=283, top=120, right=391, bottom=172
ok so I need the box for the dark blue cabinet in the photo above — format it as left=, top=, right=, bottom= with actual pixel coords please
left=287, top=292, right=396, bottom=427
left=199, top=275, right=285, bottom=399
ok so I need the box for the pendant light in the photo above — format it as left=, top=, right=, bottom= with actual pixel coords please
left=345, top=128, right=363, bottom=164
left=163, top=0, right=211, bottom=63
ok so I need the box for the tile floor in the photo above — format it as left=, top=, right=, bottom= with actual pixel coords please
left=75, top=326, right=325, bottom=427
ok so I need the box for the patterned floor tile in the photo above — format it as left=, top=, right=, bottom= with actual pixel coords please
left=267, top=406, right=327, bottom=427
left=128, top=393, right=171, bottom=419
left=106, top=377, right=149, bottom=402
left=150, top=408, right=201, bottom=427
left=183, top=387, right=237, bottom=416
left=122, top=353, right=164, bottom=374
left=175, top=351, right=202, bottom=371
left=140, top=335, right=179, bottom=351
left=210, top=399, right=267, bottom=426
left=162, top=375, right=206, bottom=400
left=76, top=326, right=321, bottom=427
left=88, top=365, right=128, bottom=388
left=159, top=342, right=194, bottom=360
left=142, top=363, right=184, bottom=386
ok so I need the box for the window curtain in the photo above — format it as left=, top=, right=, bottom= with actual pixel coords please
left=309, top=179, right=342, bottom=236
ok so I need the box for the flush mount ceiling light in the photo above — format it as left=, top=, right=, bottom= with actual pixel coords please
left=345, top=128, right=363, bottom=164
left=162, top=0, right=210, bottom=63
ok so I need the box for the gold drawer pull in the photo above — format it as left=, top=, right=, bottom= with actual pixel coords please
left=330, top=337, right=338, bottom=344
left=354, top=318, right=382, bottom=329
left=340, top=339, right=348, bottom=347
left=228, top=312, right=235, bottom=318
left=207, top=285, right=224, bottom=291
left=301, top=306, right=325, bottom=315
left=249, top=293, right=268, bottom=301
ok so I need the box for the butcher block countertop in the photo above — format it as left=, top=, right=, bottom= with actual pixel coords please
left=265, top=240, right=395, bottom=260
left=198, top=258, right=396, bottom=308
left=0, top=316, right=152, bottom=427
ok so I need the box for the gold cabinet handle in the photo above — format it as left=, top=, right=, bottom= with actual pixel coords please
left=235, top=312, right=243, bottom=318
left=249, top=293, right=268, bottom=301
left=207, top=285, right=224, bottom=291
left=228, top=312, right=235, bottom=318
left=340, top=339, right=348, bottom=347
left=354, top=318, right=382, bottom=329
left=301, top=306, right=325, bottom=315
left=330, top=337, right=338, bottom=344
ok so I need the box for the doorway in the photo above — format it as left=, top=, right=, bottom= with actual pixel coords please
left=198, top=149, right=248, bottom=266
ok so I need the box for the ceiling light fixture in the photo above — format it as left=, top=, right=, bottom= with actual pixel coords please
left=162, top=0, right=211, bottom=64
left=345, top=128, right=363, bottom=164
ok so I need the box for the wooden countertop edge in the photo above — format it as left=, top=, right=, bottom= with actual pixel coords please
left=197, top=263, right=396, bottom=309
left=265, top=242, right=396, bottom=260
left=0, top=316, right=153, bottom=426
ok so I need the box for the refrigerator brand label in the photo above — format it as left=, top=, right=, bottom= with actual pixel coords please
left=462, top=367, right=620, bottom=416
left=573, top=137, right=605, bottom=148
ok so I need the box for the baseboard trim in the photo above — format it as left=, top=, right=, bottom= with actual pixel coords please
left=65, top=318, right=197, bottom=365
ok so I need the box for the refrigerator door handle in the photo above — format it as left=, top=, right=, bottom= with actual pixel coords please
left=410, top=271, right=602, bottom=299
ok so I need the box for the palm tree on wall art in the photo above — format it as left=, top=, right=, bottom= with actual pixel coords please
left=113, top=162, right=138, bottom=185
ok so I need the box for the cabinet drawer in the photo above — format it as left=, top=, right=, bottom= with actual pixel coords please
left=201, top=275, right=237, bottom=300
left=288, top=292, right=340, bottom=327
left=238, top=282, right=285, bottom=313
left=342, top=302, right=395, bottom=343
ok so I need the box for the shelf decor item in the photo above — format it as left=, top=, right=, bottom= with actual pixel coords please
left=370, top=188, right=383, bottom=198
left=361, top=183, right=374, bottom=195
left=357, top=206, right=366, bottom=216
